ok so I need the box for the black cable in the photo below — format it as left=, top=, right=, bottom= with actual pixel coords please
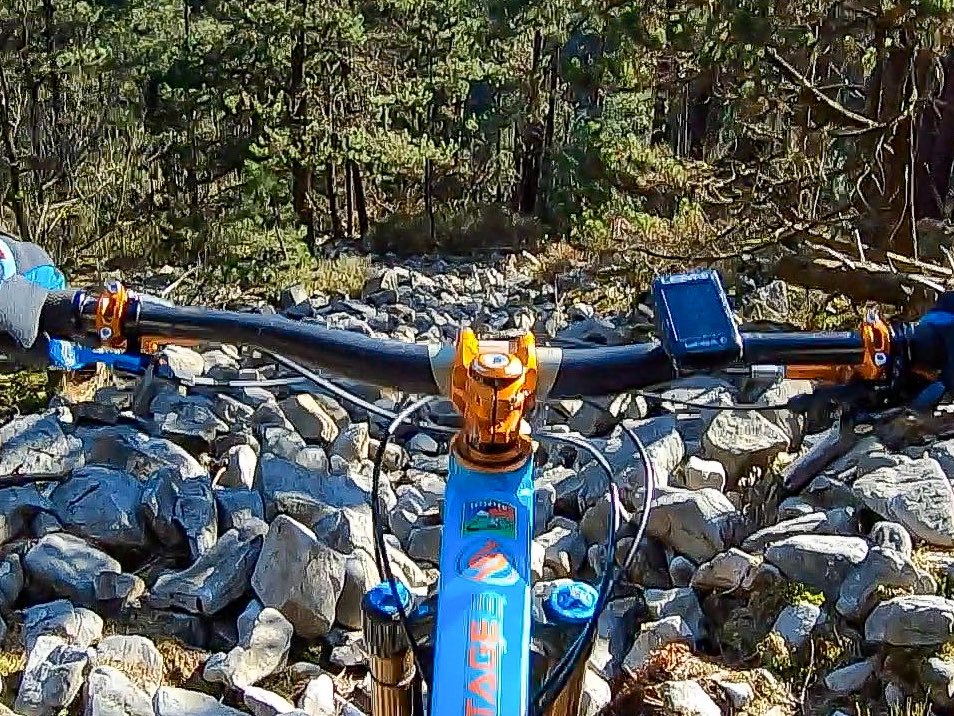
left=531, top=420, right=656, bottom=715
left=262, top=349, right=457, bottom=437
left=530, top=432, right=619, bottom=716
left=370, top=395, right=436, bottom=687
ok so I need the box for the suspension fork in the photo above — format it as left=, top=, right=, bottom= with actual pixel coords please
left=362, top=329, right=592, bottom=716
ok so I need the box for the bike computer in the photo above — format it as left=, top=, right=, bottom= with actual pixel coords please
left=652, top=269, right=742, bottom=372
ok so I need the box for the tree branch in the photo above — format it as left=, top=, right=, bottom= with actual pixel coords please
left=765, top=46, right=885, bottom=130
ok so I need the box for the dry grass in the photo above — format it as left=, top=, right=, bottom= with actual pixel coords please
left=599, top=643, right=797, bottom=716
left=310, top=255, right=374, bottom=298
left=155, top=638, right=210, bottom=690
left=530, top=240, right=588, bottom=284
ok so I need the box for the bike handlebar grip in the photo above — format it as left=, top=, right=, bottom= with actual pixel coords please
left=547, top=343, right=674, bottom=398
left=39, top=289, right=82, bottom=341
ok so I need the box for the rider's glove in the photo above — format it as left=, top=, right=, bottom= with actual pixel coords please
left=0, top=233, right=67, bottom=350
left=911, top=291, right=954, bottom=398
left=0, top=233, right=85, bottom=370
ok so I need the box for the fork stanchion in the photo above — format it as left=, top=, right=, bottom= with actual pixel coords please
left=362, top=581, right=417, bottom=716
left=534, top=580, right=600, bottom=716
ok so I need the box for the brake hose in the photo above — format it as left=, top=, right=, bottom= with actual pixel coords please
left=528, top=438, right=614, bottom=706
left=370, top=395, right=438, bottom=716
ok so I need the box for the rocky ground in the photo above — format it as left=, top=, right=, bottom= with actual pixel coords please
left=0, top=253, right=951, bottom=716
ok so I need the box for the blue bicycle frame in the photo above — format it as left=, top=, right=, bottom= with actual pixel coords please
left=430, top=452, right=535, bottom=715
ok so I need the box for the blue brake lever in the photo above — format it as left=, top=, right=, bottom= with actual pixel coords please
left=47, top=339, right=150, bottom=375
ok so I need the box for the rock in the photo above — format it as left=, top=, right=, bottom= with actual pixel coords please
left=408, top=525, right=442, bottom=562
left=0, top=553, right=23, bottom=608
left=778, top=497, right=816, bottom=520
left=281, top=395, right=340, bottom=444
left=669, top=556, right=695, bottom=587
left=622, top=616, right=693, bottom=675
left=836, top=546, right=935, bottom=620
left=921, top=657, right=954, bottom=708
left=84, top=665, right=155, bottom=716
left=691, top=548, right=760, bottom=591
left=757, top=379, right=813, bottom=448
left=772, top=603, right=821, bottom=650
left=21, top=600, right=103, bottom=652
left=331, top=423, right=370, bottom=463
left=882, top=683, right=904, bottom=709
left=114, top=605, right=207, bottom=649
left=589, top=597, right=640, bottom=681
left=712, top=677, right=754, bottom=709
left=658, top=680, right=721, bottom=716
left=258, top=455, right=387, bottom=522
left=824, top=659, right=875, bottom=694
left=368, top=439, right=406, bottom=471
left=24, top=533, right=121, bottom=605
left=865, top=595, right=954, bottom=646
left=562, top=394, right=633, bottom=435
left=252, top=515, right=347, bottom=638
left=15, top=635, right=92, bottom=716
left=93, top=635, right=164, bottom=696
left=150, top=524, right=265, bottom=615
left=405, top=433, right=439, bottom=456
left=0, top=410, right=83, bottom=477
left=221, top=445, right=257, bottom=489
left=335, top=549, right=380, bottom=630
left=580, top=668, right=611, bottom=716
left=538, top=520, right=586, bottom=578
left=579, top=494, right=627, bottom=546
left=328, top=629, right=365, bottom=668
left=215, top=489, right=266, bottom=534
left=299, top=675, right=336, bottom=716
left=141, top=471, right=217, bottom=561
left=594, top=416, right=684, bottom=502
left=153, top=393, right=227, bottom=444
left=644, top=588, right=705, bottom=642
left=261, top=426, right=306, bottom=461
left=95, top=572, right=146, bottom=605
left=870, top=521, right=913, bottom=558
left=154, top=686, right=247, bottom=716
left=681, top=457, right=726, bottom=491
left=313, top=505, right=374, bottom=556
left=742, top=511, right=857, bottom=554
left=853, top=457, right=954, bottom=547
left=538, top=465, right=583, bottom=511
left=31, top=512, right=62, bottom=537
left=82, top=425, right=205, bottom=479
left=647, top=487, right=738, bottom=562
left=703, top=410, right=790, bottom=481
left=295, top=447, right=330, bottom=475
left=0, top=486, right=54, bottom=546
left=764, top=535, right=869, bottom=599
left=50, top=466, right=147, bottom=549
left=243, top=686, right=296, bottom=716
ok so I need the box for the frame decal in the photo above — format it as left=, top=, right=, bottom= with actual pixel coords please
left=461, top=499, right=516, bottom=538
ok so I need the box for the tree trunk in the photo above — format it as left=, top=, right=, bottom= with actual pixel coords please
left=857, top=32, right=918, bottom=256
left=0, top=65, right=32, bottom=242
left=288, top=0, right=314, bottom=245
left=915, top=49, right=954, bottom=220
left=349, top=159, right=368, bottom=237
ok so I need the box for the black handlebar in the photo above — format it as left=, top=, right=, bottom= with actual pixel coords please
left=34, top=289, right=891, bottom=399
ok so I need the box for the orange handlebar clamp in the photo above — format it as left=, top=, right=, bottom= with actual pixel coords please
left=94, top=281, right=130, bottom=350
left=785, top=312, right=892, bottom=384
left=449, top=328, right=538, bottom=472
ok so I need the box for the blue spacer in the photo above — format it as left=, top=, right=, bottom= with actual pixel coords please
left=362, top=580, right=412, bottom=619
left=544, top=581, right=599, bottom=625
